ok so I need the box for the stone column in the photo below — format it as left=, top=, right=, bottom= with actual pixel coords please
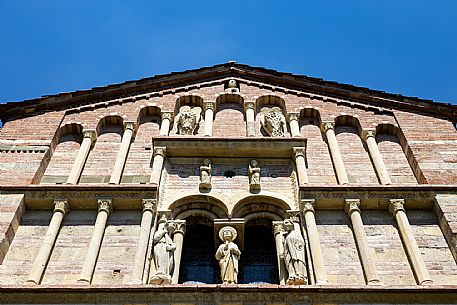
left=272, top=221, right=288, bottom=285
left=171, top=220, right=186, bottom=284
left=66, top=129, right=97, bottom=184
left=320, top=121, right=349, bottom=185
left=293, top=147, right=309, bottom=185
left=389, top=199, right=433, bottom=285
left=302, top=199, right=328, bottom=284
left=159, top=111, right=174, bottom=136
left=345, top=199, right=380, bottom=285
left=362, top=129, right=392, bottom=185
left=149, top=146, right=166, bottom=185
left=288, top=112, right=301, bottom=137
left=26, top=199, right=70, bottom=285
left=129, top=199, right=157, bottom=284
left=244, top=101, right=256, bottom=137
left=203, top=101, right=216, bottom=137
left=78, top=198, right=112, bottom=284
left=109, top=121, right=137, bottom=184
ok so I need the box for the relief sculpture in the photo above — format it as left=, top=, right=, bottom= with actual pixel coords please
left=176, top=105, right=202, bottom=135
left=215, top=226, right=241, bottom=284
left=199, top=159, right=212, bottom=189
left=150, top=216, right=177, bottom=285
left=260, top=106, right=286, bottom=137
left=280, top=218, right=307, bottom=285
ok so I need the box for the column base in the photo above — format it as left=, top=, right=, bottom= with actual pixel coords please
left=77, top=279, right=91, bottom=285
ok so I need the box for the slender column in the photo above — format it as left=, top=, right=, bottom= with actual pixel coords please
left=293, top=147, right=309, bottom=185
left=362, top=129, right=392, bottom=185
left=345, top=199, right=380, bottom=285
left=244, top=101, right=256, bottom=137
left=159, top=112, right=174, bottom=136
left=288, top=112, right=301, bottom=137
left=26, top=199, right=70, bottom=285
left=302, top=199, right=328, bottom=284
left=272, top=221, right=288, bottom=285
left=203, top=101, right=216, bottom=137
left=389, top=199, right=433, bottom=285
left=66, top=129, right=97, bottom=184
left=109, top=121, right=137, bottom=184
left=78, top=198, right=112, bottom=284
left=129, top=199, right=157, bottom=284
left=171, top=220, right=186, bottom=284
left=321, top=121, right=349, bottom=185
left=149, top=147, right=166, bottom=185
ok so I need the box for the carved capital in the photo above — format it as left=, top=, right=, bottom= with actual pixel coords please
left=53, top=198, right=70, bottom=215
left=157, top=210, right=172, bottom=223
left=123, top=121, right=137, bottom=133
left=389, top=199, right=405, bottom=215
left=293, top=147, right=306, bottom=159
left=361, top=128, right=376, bottom=141
left=142, top=198, right=157, bottom=213
left=203, top=101, right=216, bottom=111
left=98, top=198, right=113, bottom=214
left=153, top=146, right=166, bottom=158
left=301, top=199, right=315, bottom=213
left=244, top=101, right=255, bottom=111
left=161, top=111, right=174, bottom=122
left=272, top=221, right=285, bottom=236
left=286, top=210, right=301, bottom=223
left=288, top=112, right=300, bottom=122
left=82, top=129, right=97, bottom=143
left=344, top=199, right=361, bottom=215
left=174, top=220, right=186, bottom=235
left=320, top=121, right=335, bottom=133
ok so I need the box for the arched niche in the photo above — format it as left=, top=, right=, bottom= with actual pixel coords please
left=231, top=195, right=290, bottom=219
left=255, top=95, right=289, bottom=137
left=213, top=93, right=245, bottom=137
left=172, top=95, right=205, bottom=135
left=170, top=195, right=229, bottom=220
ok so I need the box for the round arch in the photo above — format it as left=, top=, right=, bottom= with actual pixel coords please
left=334, top=114, right=362, bottom=134
left=256, top=94, right=286, bottom=110
left=168, top=194, right=229, bottom=220
left=231, top=194, right=293, bottom=219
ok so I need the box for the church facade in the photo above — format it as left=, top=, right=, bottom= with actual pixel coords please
left=0, top=62, right=457, bottom=304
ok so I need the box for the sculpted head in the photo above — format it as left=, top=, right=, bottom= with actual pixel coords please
left=219, top=226, right=237, bottom=242
left=165, top=220, right=177, bottom=234
left=202, top=159, right=211, bottom=166
left=283, top=219, right=294, bottom=232
left=228, top=79, right=237, bottom=89
left=250, top=160, right=258, bottom=168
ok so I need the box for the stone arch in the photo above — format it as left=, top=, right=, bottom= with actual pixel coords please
left=231, top=194, right=292, bottom=219
left=375, top=123, right=420, bottom=184
left=213, top=93, right=246, bottom=137
left=173, top=95, right=205, bottom=135
left=168, top=194, right=229, bottom=220
left=255, top=95, right=289, bottom=137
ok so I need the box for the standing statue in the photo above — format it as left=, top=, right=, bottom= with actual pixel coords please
left=215, top=226, right=241, bottom=284
left=280, top=219, right=307, bottom=285
left=199, top=159, right=212, bottom=189
left=150, top=216, right=177, bottom=285
left=260, top=106, right=286, bottom=137
left=249, top=160, right=261, bottom=191
left=225, top=79, right=240, bottom=93
left=176, top=105, right=202, bottom=135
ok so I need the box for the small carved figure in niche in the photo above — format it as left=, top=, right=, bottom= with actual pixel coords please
left=225, top=79, right=240, bottom=93
left=249, top=160, right=261, bottom=191
left=215, top=226, right=241, bottom=284
left=199, top=159, right=212, bottom=189
left=150, top=216, right=177, bottom=285
left=176, top=105, right=202, bottom=135
left=260, top=106, right=286, bottom=137
left=280, top=219, right=307, bottom=285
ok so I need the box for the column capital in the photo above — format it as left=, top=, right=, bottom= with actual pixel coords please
left=301, top=199, right=315, bottom=213
left=98, top=198, right=113, bottom=214
left=82, top=129, right=97, bottom=143
left=287, top=112, right=300, bottom=122
left=389, top=198, right=405, bottom=215
left=361, top=128, right=376, bottom=141
left=53, top=198, right=70, bottom=215
left=320, top=121, right=335, bottom=133
left=293, top=147, right=306, bottom=159
left=272, top=221, right=285, bottom=236
left=244, top=101, right=256, bottom=111
left=174, top=219, right=186, bottom=235
left=344, top=199, right=361, bottom=215
left=123, top=121, right=137, bottom=133
left=161, top=111, right=174, bottom=122
left=142, top=198, right=157, bottom=213
left=203, top=101, right=216, bottom=111
left=286, top=210, right=301, bottom=222
left=153, top=146, right=166, bottom=157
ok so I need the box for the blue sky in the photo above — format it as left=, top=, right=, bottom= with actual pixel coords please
left=1, top=0, right=456, bottom=104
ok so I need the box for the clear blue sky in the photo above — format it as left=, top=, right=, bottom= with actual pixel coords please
left=1, top=0, right=456, bottom=104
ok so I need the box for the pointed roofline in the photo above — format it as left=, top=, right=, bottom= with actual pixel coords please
left=1, top=62, right=456, bottom=122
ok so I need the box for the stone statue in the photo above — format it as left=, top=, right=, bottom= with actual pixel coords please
left=199, top=159, right=212, bottom=189
left=249, top=160, right=261, bottom=190
left=176, top=105, right=202, bottom=135
left=260, top=106, right=286, bottom=137
left=150, top=216, right=177, bottom=285
left=280, top=219, right=307, bottom=285
left=225, top=79, right=240, bottom=93
left=215, top=226, right=241, bottom=284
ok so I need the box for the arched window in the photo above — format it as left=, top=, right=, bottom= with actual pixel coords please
left=240, top=219, right=278, bottom=284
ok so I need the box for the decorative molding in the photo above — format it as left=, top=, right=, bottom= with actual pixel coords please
left=0, top=145, right=48, bottom=153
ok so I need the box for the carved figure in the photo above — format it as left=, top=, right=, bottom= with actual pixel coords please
left=150, top=217, right=177, bottom=284
left=260, top=106, right=286, bottom=137
left=249, top=160, right=261, bottom=190
left=199, top=159, right=212, bottom=189
left=281, top=219, right=307, bottom=285
left=215, top=226, right=241, bottom=284
left=225, top=79, right=240, bottom=93
left=176, top=105, right=202, bottom=135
